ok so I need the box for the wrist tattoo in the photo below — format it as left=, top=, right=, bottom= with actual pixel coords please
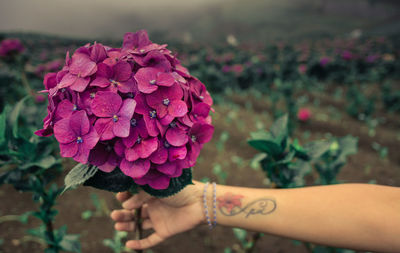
left=217, top=192, right=276, bottom=218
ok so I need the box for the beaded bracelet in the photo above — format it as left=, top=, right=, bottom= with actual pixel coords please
left=212, top=182, right=217, bottom=228
left=203, top=182, right=217, bottom=229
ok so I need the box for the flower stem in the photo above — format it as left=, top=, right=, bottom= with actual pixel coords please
left=245, top=232, right=262, bottom=253
left=134, top=207, right=143, bottom=253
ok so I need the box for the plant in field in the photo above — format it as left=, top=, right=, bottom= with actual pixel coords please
left=0, top=98, right=80, bottom=253
left=381, top=81, right=400, bottom=113
left=315, top=136, right=358, bottom=185
left=346, top=85, right=375, bottom=120
left=246, top=114, right=358, bottom=253
left=103, top=231, right=131, bottom=253
left=248, top=115, right=331, bottom=188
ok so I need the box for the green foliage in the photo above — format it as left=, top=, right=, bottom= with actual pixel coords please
left=249, top=114, right=332, bottom=188
left=314, top=136, right=358, bottom=184
left=212, top=164, right=228, bottom=184
left=103, top=231, right=129, bottom=253
left=63, top=163, right=98, bottom=193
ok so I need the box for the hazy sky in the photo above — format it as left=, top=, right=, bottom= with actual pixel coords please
left=1, top=0, right=398, bottom=42
left=0, top=0, right=225, bottom=39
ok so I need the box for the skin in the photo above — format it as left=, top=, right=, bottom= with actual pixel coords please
left=111, top=181, right=400, bottom=252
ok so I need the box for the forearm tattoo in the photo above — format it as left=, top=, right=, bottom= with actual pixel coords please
left=217, top=192, right=276, bottom=218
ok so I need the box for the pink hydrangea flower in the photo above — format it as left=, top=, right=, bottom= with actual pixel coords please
left=36, top=30, right=214, bottom=190
left=0, top=38, right=25, bottom=57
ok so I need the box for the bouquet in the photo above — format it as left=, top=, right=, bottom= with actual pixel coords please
left=36, top=30, right=214, bottom=197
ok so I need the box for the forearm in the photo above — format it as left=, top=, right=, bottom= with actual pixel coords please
left=197, top=181, right=400, bottom=252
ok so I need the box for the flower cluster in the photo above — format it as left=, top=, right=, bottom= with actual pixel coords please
left=0, top=38, right=25, bottom=58
left=36, top=30, right=214, bottom=190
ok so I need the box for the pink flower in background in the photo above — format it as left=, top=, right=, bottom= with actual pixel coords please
left=36, top=30, right=214, bottom=190
left=0, top=38, right=25, bottom=57
left=298, top=64, right=307, bottom=74
left=319, top=57, right=331, bottom=67
left=231, top=64, right=243, bottom=75
left=297, top=108, right=312, bottom=122
left=341, top=50, right=353, bottom=61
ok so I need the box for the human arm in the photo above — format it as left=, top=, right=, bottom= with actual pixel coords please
left=111, top=181, right=400, bottom=252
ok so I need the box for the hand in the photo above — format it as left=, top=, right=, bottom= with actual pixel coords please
left=110, top=181, right=205, bottom=250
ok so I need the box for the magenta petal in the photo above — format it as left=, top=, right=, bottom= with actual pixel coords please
left=58, top=73, right=77, bottom=89
left=113, top=117, right=130, bottom=138
left=98, top=162, right=116, bottom=173
left=54, top=118, right=76, bottom=144
left=135, top=137, right=158, bottom=159
left=91, top=76, right=110, bottom=88
left=91, top=91, right=122, bottom=117
left=159, top=114, right=174, bottom=126
left=59, top=142, right=78, bottom=157
left=125, top=147, right=139, bottom=162
left=55, top=100, right=75, bottom=119
left=70, top=76, right=90, bottom=92
left=70, top=53, right=97, bottom=77
left=96, top=63, right=112, bottom=77
left=69, top=110, right=90, bottom=136
left=156, top=72, right=175, bottom=87
left=143, top=115, right=159, bottom=137
left=73, top=145, right=90, bottom=164
left=120, top=159, right=150, bottom=179
left=82, top=128, right=99, bottom=149
left=168, top=100, right=188, bottom=117
left=118, top=98, right=136, bottom=118
left=88, top=144, right=108, bottom=166
left=169, top=146, right=187, bottom=161
left=148, top=174, right=170, bottom=190
left=117, top=78, right=136, bottom=93
left=114, top=139, right=126, bottom=157
left=113, top=61, right=132, bottom=81
left=94, top=118, right=114, bottom=140
left=157, top=162, right=177, bottom=176
left=150, top=145, right=168, bottom=164
left=193, top=123, right=214, bottom=144
left=122, top=128, right=139, bottom=148
left=166, top=127, right=188, bottom=147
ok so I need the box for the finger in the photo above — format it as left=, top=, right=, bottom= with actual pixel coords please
left=141, top=204, right=149, bottom=219
left=116, top=192, right=132, bottom=202
left=142, top=219, right=153, bottom=230
left=122, top=191, right=154, bottom=210
left=125, top=233, right=164, bottom=250
left=115, top=221, right=135, bottom=231
left=110, top=209, right=135, bottom=222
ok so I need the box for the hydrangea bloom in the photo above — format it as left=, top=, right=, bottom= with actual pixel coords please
left=0, top=38, right=25, bottom=57
left=36, top=30, right=214, bottom=190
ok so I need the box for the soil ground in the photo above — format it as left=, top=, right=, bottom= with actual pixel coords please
left=0, top=87, right=399, bottom=253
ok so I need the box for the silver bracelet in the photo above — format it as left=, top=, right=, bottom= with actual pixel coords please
left=203, top=182, right=213, bottom=229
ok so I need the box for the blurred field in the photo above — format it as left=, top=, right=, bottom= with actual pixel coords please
left=0, top=1, right=399, bottom=252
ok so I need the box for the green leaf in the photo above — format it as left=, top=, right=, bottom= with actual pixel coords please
left=63, top=164, right=98, bottom=194
left=232, top=228, right=247, bottom=243
left=0, top=109, right=6, bottom=144
left=81, top=210, right=93, bottom=220
left=141, top=168, right=193, bottom=198
left=19, top=156, right=58, bottom=170
left=270, top=114, right=288, bottom=139
left=249, top=131, right=273, bottom=141
left=9, top=96, right=29, bottom=138
left=248, top=140, right=282, bottom=156
left=302, top=140, right=332, bottom=160
left=83, top=167, right=135, bottom=192
left=59, top=234, right=81, bottom=253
